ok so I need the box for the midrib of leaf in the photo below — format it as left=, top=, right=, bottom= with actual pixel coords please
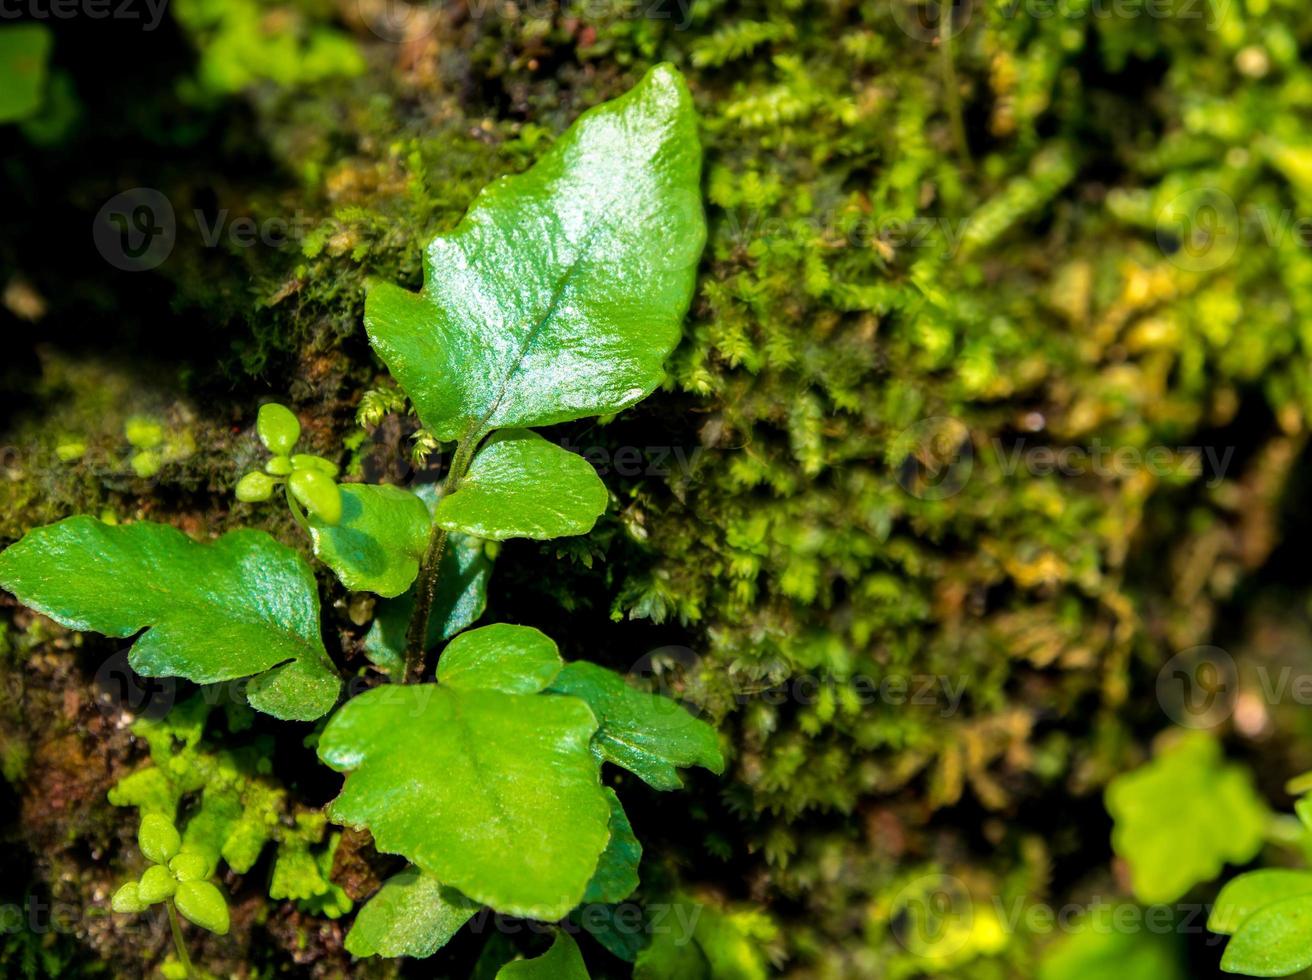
left=448, top=693, right=515, bottom=843
left=470, top=218, right=609, bottom=440
left=135, top=544, right=320, bottom=667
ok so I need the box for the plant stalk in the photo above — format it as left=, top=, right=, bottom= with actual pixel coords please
left=402, top=438, right=476, bottom=683
left=939, top=7, right=972, bottom=166
left=166, top=900, right=197, bottom=980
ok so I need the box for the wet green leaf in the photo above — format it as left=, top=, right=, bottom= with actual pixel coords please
left=111, top=882, right=146, bottom=915
left=434, top=430, right=607, bottom=541
left=138, top=865, right=176, bottom=904
left=0, top=517, right=340, bottom=720
left=139, top=813, right=181, bottom=864
left=257, top=403, right=300, bottom=454
left=289, top=468, right=343, bottom=526
left=437, top=623, right=562, bottom=694
left=365, top=64, right=704, bottom=443
left=1106, top=733, right=1267, bottom=904
left=549, top=662, right=724, bottom=790
left=345, top=867, right=480, bottom=959
left=1221, top=895, right=1312, bottom=976
left=1210, top=870, right=1312, bottom=936
left=235, top=471, right=277, bottom=502
left=308, top=484, right=432, bottom=597
left=583, top=788, right=641, bottom=905
left=175, top=880, right=230, bottom=936
left=497, top=932, right=590, bottom=980
left=318, top=684, right=610, bottom=919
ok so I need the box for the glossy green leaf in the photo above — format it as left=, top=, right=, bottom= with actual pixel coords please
left=175, top=879, right=230, bottom=935
left=583, top=788, right=641, bottom=905
left=1038, top=923, right=1185, bottom=980
left=139, top=813, right=181, bottom=864
left=308, top=484, right=432, bottom=597
left=437, top=623, right=563, bottom=694
left=111, top=882, right=146, bottom=915
left=0, top=517, right=340, bottom=720
left=0, top=24, right=51, bottom=124
left=257, top=403, right=300, bottom=454
left=573, top=903, right=649, bottom=964
left=1210, top=870, right=1312, bottom=935
left=1221, top=895, right=1312, bottom=976
left=345, top=867, right=480, bottom=959
left=1106, top=733, right=1266, bottom=904
left=292, top=453, right=339, bottom=477
left=137, top=865, right=176, bottom=904
left=364, top=63, right=705, bottom=444
left=235, top=471, right=276, bottom=502
left=434, top=430, right=608, bottom=541
left=289, top=468, right=343, bottom=526
left=633, top=900, right=711, bottom=980
left=549, top=662, right=724, bottom=790
left=364, top=532, right=492, bottom=674
left=318, top=684, right=611, bottom=919
left=496, top=932, right=590, bottom=980
left=169, top=852, right=208, bottom=883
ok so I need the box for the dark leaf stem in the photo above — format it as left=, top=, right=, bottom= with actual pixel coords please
left=402, top=437, right=477, bottom=683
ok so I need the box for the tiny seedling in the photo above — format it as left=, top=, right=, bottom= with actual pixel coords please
left=111, top=812, right=230, bottom=978
left=0, top=64, right=713, bottom=975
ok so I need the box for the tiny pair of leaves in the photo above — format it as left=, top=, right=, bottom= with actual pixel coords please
left=319, top=623, right=718, bottom=942
left=1105, top=732, right=1267, bottom=905
left=306, top=430, right=605, bottom=599
left=362, top=62, right=704, bottom=536
left=1210, top=870, right=1312, bottom=976
left=0, top=517, right=340, bottom=720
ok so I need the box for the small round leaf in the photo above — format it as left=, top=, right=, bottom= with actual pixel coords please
left=168, top=851, right=209, bottom=883
left=138, top=864, right=177, bottom=904
left=265, top=455, right=294, bottom=476
left=257, top=403, right=301, bottom=455
left=111, top=882, right=146, bottom=914
left=291, top=453, right=340, bottom=477
left=139, top=813, right=181, bottom=864
left=235, top=472, right=277, bottom=503
left=289, top=469, right=343, bottom=526
left=175, top=880, right=230, bottom=936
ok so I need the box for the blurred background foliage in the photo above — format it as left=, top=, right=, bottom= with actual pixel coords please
left=5, top=0, right=1312, bottom=975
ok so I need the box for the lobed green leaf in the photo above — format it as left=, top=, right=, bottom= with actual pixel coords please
left=549, top=661, right=724, bottom=790
left=364, top=63, right=705, bottom=444
left=434, top=430, right=608, bottom=541
left=308, top=484, right=433, bottom=597
left=317, top=684, right=611, bottom=919
left=0, top=517, right=340, bottom=720
left=1210, top=870, right=1312, bottom=936
left=345, top=867, right=479, bottom=959
left=437, top=623, right=563, bottom=694
left=496, top=932, right=590, bottom=980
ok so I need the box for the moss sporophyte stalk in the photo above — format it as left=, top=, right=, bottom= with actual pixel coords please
left=0, top=66, right=723, bottom=972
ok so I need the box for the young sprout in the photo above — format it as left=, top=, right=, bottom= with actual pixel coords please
left=236, top=402, right=343, bottom=526
left=110, top=811, right=231, bottom=979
